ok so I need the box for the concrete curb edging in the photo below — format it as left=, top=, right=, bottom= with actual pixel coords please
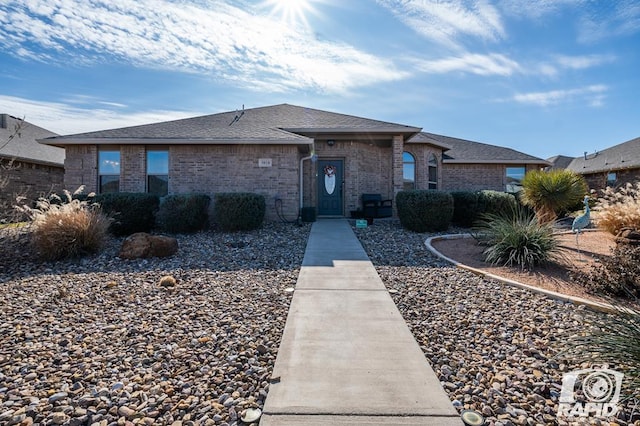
left=425, top=233, right=617, bottom=314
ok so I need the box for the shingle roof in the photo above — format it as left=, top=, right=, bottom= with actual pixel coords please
left=413, top=132, right=549, bottom=165
left=41, top=104, right=422, bottom=146
left=546, top=155, right=575, bottom=170
left=0, top=114, right=63, bottom=166
left=566, top=137, right=640, bottom=174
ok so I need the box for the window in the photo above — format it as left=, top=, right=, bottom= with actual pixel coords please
left=98, top=150, right=120, bottom=193
left=147, top=150, right=169, bottom=196
left=606, top=172, right=617, bottom=187
left=428, top=154, right=438, bottom=189
left=403, top=152, right=415, bottom=190
left=506, top=166, right=526, bottom=193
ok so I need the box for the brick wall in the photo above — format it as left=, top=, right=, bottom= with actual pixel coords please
left=441, top=163, right=539, bottom=191
left=64, top=145, right=98, bottom=193
left=0, top=159, right=64, bottom=220
left=583, top=168, right=640, bottom=191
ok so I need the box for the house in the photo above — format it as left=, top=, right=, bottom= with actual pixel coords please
left=40, top=104, right=548, bottom=221
left=562, top=137, right=640, bottom=190
left=0, top=114, right=64, bottom=220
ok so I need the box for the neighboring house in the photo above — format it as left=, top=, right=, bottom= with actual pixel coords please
left=0, top=114, right=64, bottom=219
left=546, top=155, right=575, bottom=171
left=40, top=104, right=548, bottom=221
left=563, top=137, right=640, bottom=190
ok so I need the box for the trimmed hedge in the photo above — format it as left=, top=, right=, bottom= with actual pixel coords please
left=477, top=190, right=517, bottom=217
left=396, top=190, right=454, bottom=232
left=214, top=193, right=265, bottom=232
left=450, top=191, right=479, bottom=227
left=156, top=193, right=211, bottom=233
left=93, top=193, right=159, bottom=236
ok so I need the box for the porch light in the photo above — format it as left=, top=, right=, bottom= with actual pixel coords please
left=327, top=139, right=335, bottom=147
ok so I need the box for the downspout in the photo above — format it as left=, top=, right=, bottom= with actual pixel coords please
left=299, top=146, right=316, bottom=220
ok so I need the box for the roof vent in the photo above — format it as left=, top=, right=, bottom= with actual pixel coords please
left=584, top=151, right=587, bottom=160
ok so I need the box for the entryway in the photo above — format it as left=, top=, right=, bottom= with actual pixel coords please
left=317, top=159, right=343, bottom=216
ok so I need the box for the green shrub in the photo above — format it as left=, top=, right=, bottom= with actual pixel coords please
left=396, top=190, right=453, bottom=232
left=572, top=244, right=640, bottom=298
left=214, top=193, right=265, bottom=232
left=92, top=192, right=159, bottom=236
left=473, top=203, right=561, bottom=270
left=17, top=188, right=111, bottom=260
left=450, top=191, right=479, bottom=227
left=477, top=190, right=517, bottom=217
left=156, top=193, right=211, bottom=233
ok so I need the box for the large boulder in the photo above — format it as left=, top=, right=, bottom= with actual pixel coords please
left=119, top=233, right=178, bottom=259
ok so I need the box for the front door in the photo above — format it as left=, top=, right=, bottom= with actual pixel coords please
left=317, top=159, right=343, bottom=216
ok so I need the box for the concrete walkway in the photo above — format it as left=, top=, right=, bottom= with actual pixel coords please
left=261, top=219, right=462, bottom=425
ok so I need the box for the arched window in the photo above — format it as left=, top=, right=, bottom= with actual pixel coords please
left=403, top=152, right=415, bottom=190
left=428, top=154, right=438, bottom=189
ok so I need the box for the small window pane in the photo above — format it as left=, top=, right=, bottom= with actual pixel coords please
left=506, top=167, right=526, bottom=192
left=148, top=175, right=168, bottom=196
left=427, top=154, right=437, bottom=190
left=147, top=151, right=169, bottom=174
left=100, top=175, right=119, bottom=193
left=99, top=151, right=120, bottom=174
left=607, top=172, right=616, bottom=186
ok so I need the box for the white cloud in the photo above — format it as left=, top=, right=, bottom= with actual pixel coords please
left=376, top=0, right=505, bottom=48
left=511, top=84, right=607, bottom=107
left=414, top=52, right=521, bottom=76
left=535, top=54, right=616, bottom=77
left=0, top=0, right=406, bottom=94
left=0, top=95, right=198, bottom=135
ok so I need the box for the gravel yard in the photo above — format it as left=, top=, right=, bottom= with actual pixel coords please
left=354, top=220, right=637, bottom=426
left=0, top=223, right=310, bottom=426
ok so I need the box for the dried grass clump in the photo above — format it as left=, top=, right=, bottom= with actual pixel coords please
left=17, top=187, right=111, bottom=261
left=594, top=182, right=640, bottom=235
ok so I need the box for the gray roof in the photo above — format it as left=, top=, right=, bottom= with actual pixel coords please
left=0, top=114, right=63, bottom=166
left=41, top=104, right=422, bottom=146
left=566, top=137, right=640, bottom=174
left=546, top=155, right=575, bottom=170
left=413, top=132, right=549, bottom=165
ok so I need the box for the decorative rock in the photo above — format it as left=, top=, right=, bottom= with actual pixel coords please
left=615, top=227, right=640, bottom=245
left=159, top=275, right=177, bottom=287
left=119, top=233, right=178, bottom=259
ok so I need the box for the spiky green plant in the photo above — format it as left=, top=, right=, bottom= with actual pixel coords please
left=520, top=169, right=588, bottom=223
left=560, top=304, right=640, bottom=401
left=474, top=203, right=562, bottom=270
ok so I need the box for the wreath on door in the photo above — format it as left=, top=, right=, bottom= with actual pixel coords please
left=323, top=165, right=336, bottom=177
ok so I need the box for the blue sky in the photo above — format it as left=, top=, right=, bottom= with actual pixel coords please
left=0, top=0, right=638, bottom=159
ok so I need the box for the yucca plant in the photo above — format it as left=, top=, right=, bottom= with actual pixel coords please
left=16, top=187, right=111, bottom=260
left=520, top=169, right=588, bottom=223
left=594, top=182, right=640, bottom=235
left=560, top=304, right=640, bottom=402
left=473, top=203, right=562, bottom=270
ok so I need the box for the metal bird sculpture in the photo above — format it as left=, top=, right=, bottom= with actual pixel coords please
left=572, top=195, right=590, bottom=253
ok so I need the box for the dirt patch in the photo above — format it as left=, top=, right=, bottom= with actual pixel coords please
left=431, top=230, right=620, bottom=305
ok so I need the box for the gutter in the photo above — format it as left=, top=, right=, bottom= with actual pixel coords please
left=299, top=147, right=317, bottom=212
